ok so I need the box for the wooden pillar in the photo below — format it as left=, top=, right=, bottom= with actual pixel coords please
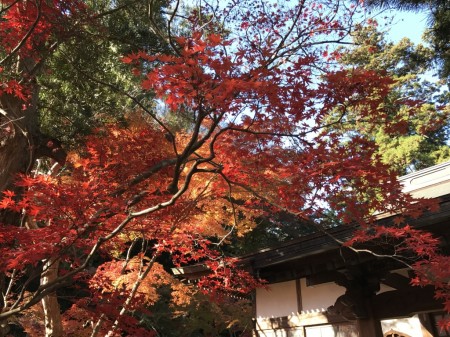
left=357, top=298, right=383, bottom=337
left=357, top=319, right=383, bottom=337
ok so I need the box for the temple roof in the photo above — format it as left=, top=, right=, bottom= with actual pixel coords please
left=172, top=161, right=450, bottom=283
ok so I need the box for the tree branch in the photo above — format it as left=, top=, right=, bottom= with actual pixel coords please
left=0, top=0, right=42, bottom=66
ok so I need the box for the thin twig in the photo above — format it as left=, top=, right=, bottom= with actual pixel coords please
left=89, top=314, right=105, bottom=337
left=108, top=252, right=159, bottom=334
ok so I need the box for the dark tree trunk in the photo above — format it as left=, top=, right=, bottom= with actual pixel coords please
left=0, top=78, right=65, bottom=336
left=0, top=94, right=37, bottom=193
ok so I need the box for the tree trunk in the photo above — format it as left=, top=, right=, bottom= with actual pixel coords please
left=0, top=93, right=37, bottom=194
left=0, top=60, right=60, bottom=333
left=0, top=85, right=40, bottom=334
left=41, top=258, right=64, bottom=337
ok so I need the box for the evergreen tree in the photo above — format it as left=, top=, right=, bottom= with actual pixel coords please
left=335, top=24, right=450, bottom=174
left=364, top=0, right=450, bottom=81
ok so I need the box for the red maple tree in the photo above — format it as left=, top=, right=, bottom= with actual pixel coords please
left=1, top=0, right=449, bottom=335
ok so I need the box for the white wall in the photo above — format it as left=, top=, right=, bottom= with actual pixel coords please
left=381, top=315, right=427, bottom=337
left=300, top=278, right=346, bottom=313
left=256, top=280, right=298, bottom=318
left=256, top=278, right=347, bottom=318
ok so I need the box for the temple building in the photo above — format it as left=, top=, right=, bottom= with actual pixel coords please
left=174, top=161, right=450, bottom=337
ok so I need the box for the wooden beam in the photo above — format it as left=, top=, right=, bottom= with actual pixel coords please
left=372, top=286, right=442, bottom=319
left=381, top=272, right=411, bottom=290
left=306, top=271, right=347, bottom=286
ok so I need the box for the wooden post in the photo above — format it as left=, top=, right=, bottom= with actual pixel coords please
left=357, top=298, right=383, bottom=337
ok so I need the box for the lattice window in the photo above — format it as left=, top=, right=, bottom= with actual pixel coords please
left=304, top=323, right=358, bottom=337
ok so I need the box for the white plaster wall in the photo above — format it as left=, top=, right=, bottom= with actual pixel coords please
left=300, top=278, right=346, bottom=313
left=256, top=278, right=347, bottom=318
left=256, top=311, right=330, bottom=331
left=256, top=280, right=298, bottom=318
left=381, top=315, right=424, bottom=337
left=378, top=283, right=395, bottom=294
left=252, top=328, right=304, bottom=337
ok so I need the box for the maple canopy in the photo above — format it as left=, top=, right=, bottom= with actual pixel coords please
left=0, top=0, right=449, bottom=335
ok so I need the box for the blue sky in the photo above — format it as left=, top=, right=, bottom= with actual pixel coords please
left=383, top=10, right=429, bottom=44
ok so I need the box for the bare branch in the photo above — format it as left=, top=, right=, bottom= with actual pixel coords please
left=0, top=0, right=20, bottom=16
left=67, top=63, right=174, bottom=137
left=89, top=314, right=105, bottom=337
left=112, top=158, right=178, bottom=196
left=109, top=252, right=159, bottom=334
left=147, top=0, right=180, bottom=55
